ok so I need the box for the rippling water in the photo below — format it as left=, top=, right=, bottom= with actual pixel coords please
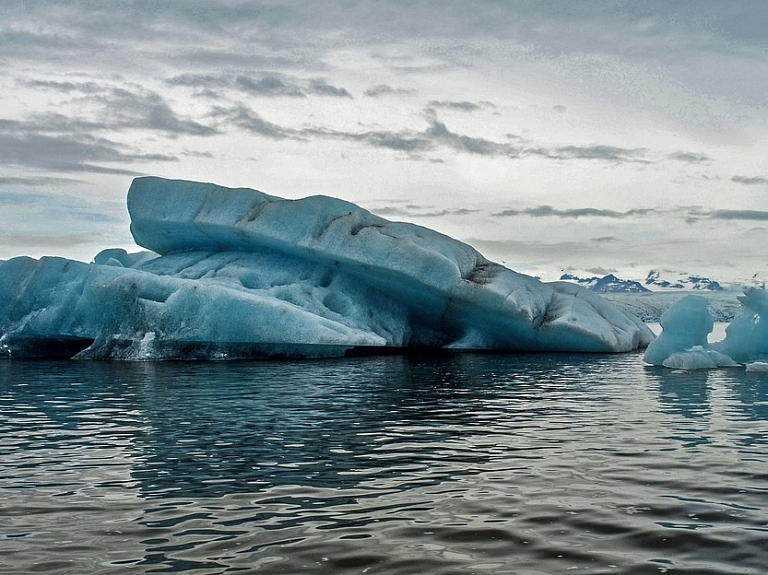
left=1, top=352, right=767, bottom=574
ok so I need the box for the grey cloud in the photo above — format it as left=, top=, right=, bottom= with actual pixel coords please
left=92, top=87, right=219, bottom=136
left=495, top=205, right=657, bottom=218
left=234, top=75, right=306, bottom=97
left=0, top=27, right=89, bottom=64
left=5, top=1, right=768, bottom=85
left=586, top=266, right=618, bottom=275
left=12, top=81, right=219, bottom=137
left=421, top=208, right=479, bottom=217
left=308, top=79, right=352, bottom=98
left=669, top=151, right=712, bottom=163
left=22, top=79, right=105, bottom=94
left=168, top=72, right=351, bottom=99
left=169, top=48, right=319, bottom=71
left=533, top=145, right=649, bottom=163
left=304, top=126, right=431, bottom=152
left=426, top=119, right=520, bottom=157
left=0, top=176, right=82, bottom=187
left=215, top=104, right=596, bottom=161
left=364, top=84, right=416, bottom=97
left=213, top=106, right=299, bottom=140
left=211, top=99, right=660, bottom=165
left=0, top=232, right=97, bottom=250
left=495, top=204, right=768, bottom=223
left=180, top=150, right=214, bottom=158
left=732, top=175, right=768, bottom=186
left=710, top=209, right=768, bottom=221
left=427, top=100, right=483, bottom=111
left=0, top=131, right=176, bottom=175
left=371, top=205, right=478, bottom=218
left=303, top=114, right=519, bottom=157
left=166, top=73, right=230, bottom=89
left=0, top=114, right=104, bottom=134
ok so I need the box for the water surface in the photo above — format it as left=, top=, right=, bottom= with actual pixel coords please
left=1, top=353, right=767, bottom=574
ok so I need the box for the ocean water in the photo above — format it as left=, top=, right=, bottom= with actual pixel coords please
left=1, top=352, right=766, bottom=575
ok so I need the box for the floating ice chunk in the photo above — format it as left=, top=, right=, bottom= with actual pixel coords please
left=745, top=361, right=768, bottom=373
left=713, top=288, right=768, bottom=363
left=662, top=346, right=739, bottom=370
left=644, top=295, right=715, bottom=367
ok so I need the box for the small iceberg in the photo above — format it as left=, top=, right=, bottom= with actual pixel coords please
left=645, top=291, right=768, bottom=369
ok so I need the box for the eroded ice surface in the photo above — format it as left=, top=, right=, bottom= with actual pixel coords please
left=0, top=176, right=653, bottom=360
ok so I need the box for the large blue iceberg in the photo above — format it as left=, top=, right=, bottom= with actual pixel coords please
left=0, top=177, right=653, bottom=360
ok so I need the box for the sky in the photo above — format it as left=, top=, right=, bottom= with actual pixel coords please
left=2, top=0, right=768, bottom=284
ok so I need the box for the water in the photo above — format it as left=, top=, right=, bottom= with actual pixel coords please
left=1, top=352, right=767, bottom=574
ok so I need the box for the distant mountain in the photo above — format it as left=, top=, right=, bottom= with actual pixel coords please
left=645, top=270, right=724, bottom=291
left=560, top=273, right=650, bottom=293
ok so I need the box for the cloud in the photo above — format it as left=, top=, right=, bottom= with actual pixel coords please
left=668, top=151, right=712, bottom=163
left=0, top=232, right=97, bottom=250
left=710, top=209, right=768, bottom=221
left=364, top=84, right=415, bottom=97
left=427, top=100, right=484, bottom=111
left=425, top=115, right=520, bottom=157
left=212, top=105, right=299, bottom=140
left=91, top=87, right=219, bottom=136
left=531, top=145, right=649, bottom=163
left=308, top=79, right=352, bottom=98
left=234, top=74, right=306, bottom=97
left=494, top=204, right=768, bottom=224
left=585, top=266, right=618, bottom=275
left=14, top=80, right=219, bottom=137
left=166, top=73, right=230, bottom=90
left=0, top=130, right=176, bottom=175
left=371, top=205, right=479, bottom=218
left=21, top=79, right=105, bottom=94
left=215, top=103, right=648, bottom=165
left=304, top=126, right=432, bottom=152
left=215, top=103, right=507, bottom=156
left=0, top=176, right=82, bottom=187
left=732, top=175, right=768, bottom=186
left=494, top=205, right=657, bottom=218
left=168, top=72, right=351, bottom=99
left=180, top=149, right=214, bottom=158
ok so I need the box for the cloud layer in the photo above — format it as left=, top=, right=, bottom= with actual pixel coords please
left=1, top=1, right=767, bottom=281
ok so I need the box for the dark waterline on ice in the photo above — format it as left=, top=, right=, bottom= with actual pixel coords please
left=1, top=352, right=767, bottom=574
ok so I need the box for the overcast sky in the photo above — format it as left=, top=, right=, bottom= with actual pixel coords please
left=2, top=0, right=768, bottom=282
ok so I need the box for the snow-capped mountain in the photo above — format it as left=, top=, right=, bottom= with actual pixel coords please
left=558, top=269, right=748, bottom=322
left=645, top=270, right=724, bottom=291
left=559, top=273, right=649, bottom=293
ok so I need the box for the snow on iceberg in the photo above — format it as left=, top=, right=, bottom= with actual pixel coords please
left=0, top=176, right=653, bottom=360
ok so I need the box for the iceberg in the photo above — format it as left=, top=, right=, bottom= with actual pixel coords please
left=713, top=288, right=768, bottom=364
left=644, top=290, right=768, bottom=369
left=643, top=295, right=737, bottom=369
left=0, top=176, right=653, bottom=360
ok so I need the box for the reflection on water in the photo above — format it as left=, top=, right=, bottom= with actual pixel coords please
left=1, top=353, right=767, bottom=574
